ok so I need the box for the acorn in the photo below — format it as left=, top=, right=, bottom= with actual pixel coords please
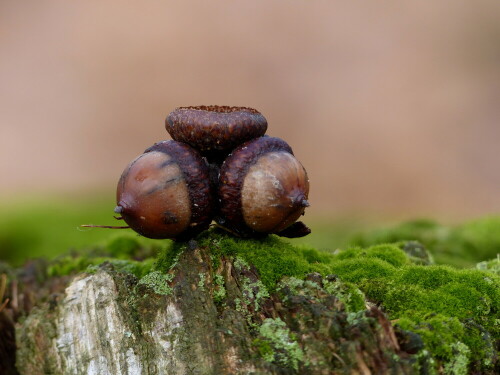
left=165, top=105, right=268, bottom=163
left=217, top=136, right=310, bottom=238
left=114, top=140, right=214, bottom=239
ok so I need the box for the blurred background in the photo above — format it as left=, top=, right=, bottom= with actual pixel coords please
left=1, top=0, right=499, bottom=265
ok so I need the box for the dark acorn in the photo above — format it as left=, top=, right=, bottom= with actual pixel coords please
left=114, top=140, right=214, bottom=239
left=218, top=136, right=310, bottom=238
left=165, top=106, right=268, bottom=160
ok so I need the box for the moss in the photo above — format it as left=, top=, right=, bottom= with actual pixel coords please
left=47, top=256, right=105, bottom=277
left=155, top=241, right=187, bottom=273
left=352, top=216, right=500, bottom=267
left=252, top=338, right=274, bottom=362
left=326, top=240, right=499, bottom=372
left=334, top=244, right=408, bottom=267
left=152, top=228, right=499, bottom=372
left=48, top=255, right=155, bottom=278
left=324, top=280, right=366, bottom=312
left=105, top=235, right=142, bottom=258
left=397, top=265, right=455, bottom=289
left=329, top=257, right=397, bottom=283
left=257, top=318, right=304, bottom=370
left=396, top=314, right=465, bottom=360
left=195, top=229, right=336, bottom=291
left=137, top=271, right=174, bottom=296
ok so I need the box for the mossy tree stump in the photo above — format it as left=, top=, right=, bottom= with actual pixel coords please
left=2, top=229, right=498, bottom=374
left=2, top=238, right=420, bottom=375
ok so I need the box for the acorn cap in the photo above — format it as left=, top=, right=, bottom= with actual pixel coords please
left=165, top=106, right=267, bottom=153
left=218, top=136, right=310, bottom=237
left=116, top=140, right=213, bottom=239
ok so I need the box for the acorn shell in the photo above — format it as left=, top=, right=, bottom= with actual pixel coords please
left=165, top=106, right=267, bottom=154
left=218, top=136, right=310, bottom=237
left=116, top=140, right=213, bottom=239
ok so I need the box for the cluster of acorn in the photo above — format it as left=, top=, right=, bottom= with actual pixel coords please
left=108, top=106, right=310, bottom=240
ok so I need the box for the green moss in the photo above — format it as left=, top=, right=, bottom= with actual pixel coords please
left=324, top=239, right=499, bottom=372
left=105, top=235, right=141, bottom=258
left=48, top=256, right=104, bottom=277
left=153, top=228, right=499, bottom=373
left=155, top=241, right=186, bottom=272
left=194, top=229, right=336, bottom=291
left=334, top=244, right=408, bottom=267
left=352, top=216, right=500, bottom=267
left=329, top=257, right=397, bottom=283
left=257, top=318, right=304, bottom=370
left=252, top=338, right=274, bottom=362
left=397, top=315, right=465, bottom=360
left=47, top=255, right=155, bottom=278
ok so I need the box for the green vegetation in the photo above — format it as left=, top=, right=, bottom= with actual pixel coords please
left=137, top=271, right=174, bottom=295
left=352, top=217, right=500, bottom=267
left=477, top=254, right=500, bottom=276
left=47, top=234, right=161, bottom=278
left=0, top=195, right=162, bottom=266
left=254, top=318, right=304, bottom=370
left=155, top=229, right=499, bottom=373
left=156, top=230, right=333, bottom=291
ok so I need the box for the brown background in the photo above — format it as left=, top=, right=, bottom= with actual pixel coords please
left=1, top=1, right=499, bottom=219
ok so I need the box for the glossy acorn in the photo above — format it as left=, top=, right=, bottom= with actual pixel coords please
left=115, top=140, right=214, bottom=239
left=217, top=136, right=310, bottom=238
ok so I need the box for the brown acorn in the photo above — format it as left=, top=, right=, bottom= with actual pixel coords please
left=165, top=106, right=268, bottom=161
left=217, top=136, right=310, bottom=238
left=114, top=140, right=213, bottom=239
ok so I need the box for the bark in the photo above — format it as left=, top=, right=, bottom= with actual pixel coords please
left=5, top=242, right=422, bottom=374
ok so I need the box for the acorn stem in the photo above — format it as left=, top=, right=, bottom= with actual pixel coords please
left=80, top=224, right=130, bottom=229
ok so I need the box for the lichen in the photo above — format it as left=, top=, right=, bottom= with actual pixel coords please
left=197, top=273, right=206, bottom=291
left=477, top=254, right=500, bottom=276
left=137, top=271, right=174, bottom=296
left=212, top=274, right=226, bottom=303
left=242, top=278, right=270, bottom=311
left=323, top=279, right=366, bottom=312
left=443, top=343, right=470, bottom=375
left=256, top=318, right=304, bottom=370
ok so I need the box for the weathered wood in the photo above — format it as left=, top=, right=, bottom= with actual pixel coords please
left=11, top=243, right=420, bottom=374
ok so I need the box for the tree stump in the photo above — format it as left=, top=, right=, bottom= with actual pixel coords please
left=3, top=240, right=422, bottom=374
